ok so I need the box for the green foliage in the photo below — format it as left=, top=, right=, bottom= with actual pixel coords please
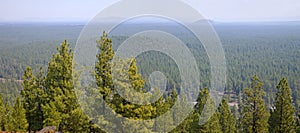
left=112, top=59, right=155, bottom=119
left=3, top=103, right=13, bottom=131
left=269, top=78, right=296, bottom=133
left=218, top=99, right=237, bottom=133
left=171, top=112, right=195, bottom=133
left=21, top=67, right=46, bottom=131
left=0, top=94, right=5, bottom=131
left=296, top=113, right=300, bottom=133
left=0, top=94, right=20, bottom=132
left=95, top=31, right=115, bottom=102
left=0, top=80, right=21, bottom=105
left=2, top=24, right=300, bottom=110
left=94, top=32, right=189, bottom=132
left=0, top=24, right=81, bottom=79
left=192, top=88, right=222, bottom=133
left=93, top=31, right=119, bottom=132
left=10, top=97, right=28, bottom=132
left=42, top=40, right=91, bottom=132
left=241, top=75, right=270, bottom=133
left=153, top=93, right=176, bottom=132
left=67, top=107, right=92, bottom=132
left=13, top=37, right=106, bottom=133
left=2, top=25, right=300, bottom=132
left=42, top=96, right=64, bottom=128
left=95, top=32, right=156, bottom=132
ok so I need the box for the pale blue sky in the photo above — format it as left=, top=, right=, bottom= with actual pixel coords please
left=0, top=0, right=300, bottom=22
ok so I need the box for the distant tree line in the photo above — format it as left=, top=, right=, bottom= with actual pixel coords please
left=1, top=24, right=300, bottom=112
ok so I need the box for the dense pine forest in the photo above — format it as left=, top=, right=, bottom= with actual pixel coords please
left=0, top=22, right=300, bottom=132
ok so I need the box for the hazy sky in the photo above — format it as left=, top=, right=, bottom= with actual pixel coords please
left=0, top=0, right=300, bottom=22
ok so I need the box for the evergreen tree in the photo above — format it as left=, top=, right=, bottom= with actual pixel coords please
left=201, top=112, right=222, bottom=133
left=171, top=92, right=190, bottom=125
left=43, top=40, right=90, bottom=132
left=95, top=31, right=114, bottom=102
left=67, top=107, right=92, bottom=132
left=241, top=75, right=269, bottom=133
left=3, top=103, right=13, bottom=131
left=42, top=96, right=64, bottom=128
left=193, top=88, right=222, bottom=133
left=94, top=32, right=162, bottom=132
left=171, top=112, right=195, bottom=133
left=153, top=94, right=175, bottom=132
left=113, top=58, right=155, bottom=132
left=296, top=113, right=300, bottom=133
left=232, top=105, right=239, bottom=121
left=10, top=97, right=28, bottom=132
left=232, top=105, right=239, bottom=131
left=269, top=78, right=296, bottom=133
left=94, top=31, right=119, bottom=132
left=218, top=99, right=237, bottom=133
left=0, top=94, right=5, bottom=131
left=170, top=94, right=194, bottom=133
left=21, top=67, right=45, bottom=131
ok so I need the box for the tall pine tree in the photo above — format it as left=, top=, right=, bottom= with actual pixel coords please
left=112, top=58, right=156, bottom=132
left=95, top=31, right=115, bottom=102
left=21, top=67, right=46, bottom=132
left=241, top=75, right=269, bottom=133
left=94, top=31, right=118, bottom=132
left=170, top=94, right=194, bottom=133
left=3, top=103, right=13, bottom=131
left=10, top=97, right=28, bottom=132
left=0, top=94, right=5, bottom=131
left=218, top=99, right=236, bottom=133
left=94, top=32, right=181, bottom=132
left=193, top=88, right=222, bottom=133
left=43, top=40, right=90, bottom=132
left=269, top=78, right=296, bottom=133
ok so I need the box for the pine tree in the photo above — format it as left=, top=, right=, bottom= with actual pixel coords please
left=94, top=32, right=159, bottom=132
left=232, top=105, right=239, bottom=121
left=94, top=31, right=119, bottom=132
left=94, top=32, right=195, bottom=132
left=170, top=94, right=194, bottom=133
left=153, top=94, right=175, bottom=132
left=3, top=103, right=13, bottom=131
left=269, top=78, right=296, bottom=133
left=232, top=105, right=239, bottom=131
left=10, top=97, right=28, bottom=132
left=193, top=88, right=222, bottom=133
left=68, top=107, right=92, bottom=132
left=241, top=75, right=269, bottom=133
left=171, top=91, right=189, bottom=125
left=95, top=31, right=114, bottom=102
left=21, top=67, right=45, bottom=132
left=201, top=112, right=222, bottom=133
left=296, top=113, right=300, bottom=133
left=33, top=67, right=47, bottom=129
left=43, top=40, right=90, bottom=132
left=0, top=94, right=5, bottom=131
left=113, top=58, right=155, bottom=132
left=218, top=99, right=236, bottom=133
left=42, top=96, right=64, bottom=128
left=21, top=67, right=35, bottom=131
left=171, top=112, right=195, bottom=133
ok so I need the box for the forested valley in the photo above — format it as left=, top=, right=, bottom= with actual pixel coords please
left=0, top=22, right=300, bottom=132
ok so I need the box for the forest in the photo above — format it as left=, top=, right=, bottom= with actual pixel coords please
left=0, top=22, right=300, bottom=132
